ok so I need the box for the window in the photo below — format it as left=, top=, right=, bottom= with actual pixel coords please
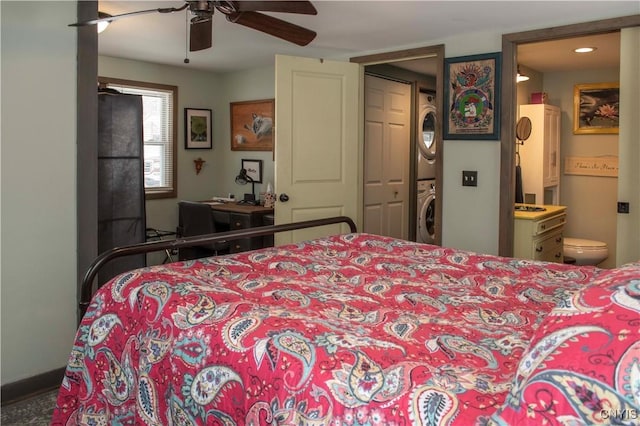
left=98, top=77, right=177, bottom=199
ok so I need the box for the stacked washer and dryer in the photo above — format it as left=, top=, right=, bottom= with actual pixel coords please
left=416, top=91, right=437, bottom=244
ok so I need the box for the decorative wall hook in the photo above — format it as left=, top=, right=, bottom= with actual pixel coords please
left=194, top=157, right=205, bottom=174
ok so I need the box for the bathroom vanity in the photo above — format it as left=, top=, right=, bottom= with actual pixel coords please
left=514, top=204, right=566, bottom=263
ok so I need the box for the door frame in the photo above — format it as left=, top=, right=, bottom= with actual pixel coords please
left=351, top=45, right=445, bottom=245
left=499, top=15, right=640, bottom=257
left=76, top=0, right=99, bottom=321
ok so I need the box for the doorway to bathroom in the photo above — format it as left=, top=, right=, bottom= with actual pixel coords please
left=515, top=32, right=620, bottom=268
left=498, top=17, right=640, bottom=267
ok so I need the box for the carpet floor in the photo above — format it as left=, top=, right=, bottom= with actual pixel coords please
left=1, top=389, right=58, bottom=425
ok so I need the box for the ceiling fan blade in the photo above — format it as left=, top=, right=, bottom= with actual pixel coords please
left=190, top=19, right=213, bottom=52
left=226, top=11, right=316, bottom=46
left=230, top=1, right=317, bottom=15
left=69, top=4, right=188, bottom=27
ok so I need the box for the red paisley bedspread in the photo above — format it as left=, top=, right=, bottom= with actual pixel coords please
left=52, top=233, right=602, bottom=425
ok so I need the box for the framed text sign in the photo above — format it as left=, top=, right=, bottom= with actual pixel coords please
left=241, top=159, right=263, bottom=183
left=564, top=156, right=618, bottom=177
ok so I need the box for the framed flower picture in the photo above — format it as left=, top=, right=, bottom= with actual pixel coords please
left=185, top=108, right=212, bottom=149
left=573, top=82, right=619, bottom=134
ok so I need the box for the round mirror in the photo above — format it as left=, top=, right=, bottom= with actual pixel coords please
left=516, top=116, right=532, bottom=142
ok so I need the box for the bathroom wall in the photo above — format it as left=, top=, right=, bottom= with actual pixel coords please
left=516, top=64, right=619, bottom=269
left=544, top=68, right=619, bottom=269
left=516, top=64, right=543, bottom=106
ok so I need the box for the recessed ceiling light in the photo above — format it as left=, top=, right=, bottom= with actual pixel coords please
left=574, top=47, right=596, bottom=53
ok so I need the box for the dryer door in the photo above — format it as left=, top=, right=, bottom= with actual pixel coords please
left=418, top=192, right=436, bottom=244
left=419, top=104, right=437, bottom=162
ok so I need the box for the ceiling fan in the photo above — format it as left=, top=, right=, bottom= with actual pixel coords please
left=70, top=1, right=317, bottom=52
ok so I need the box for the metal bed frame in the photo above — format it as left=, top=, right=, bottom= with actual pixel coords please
left=80, top=216, right=357, bottom=317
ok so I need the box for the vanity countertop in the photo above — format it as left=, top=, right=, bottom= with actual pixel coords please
left=514, top=204, right=566, bottom=220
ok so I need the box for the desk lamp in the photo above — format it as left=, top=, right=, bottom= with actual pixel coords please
left=235, top=168, right=258, bottom=205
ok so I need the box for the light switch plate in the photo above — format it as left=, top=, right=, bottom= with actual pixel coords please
left=462, top=170, right=478, bottom=187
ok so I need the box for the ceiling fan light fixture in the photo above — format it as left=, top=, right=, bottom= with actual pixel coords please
left=97, top=12, right=112, bottom=33
left=70, top=1, right=318, bottom=52
left=516, top=65, right=529, bottom=83
left=574, top=46, right=596, bottom=53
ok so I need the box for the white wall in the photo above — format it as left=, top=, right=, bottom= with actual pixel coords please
left=98, top=58, right=276, bottom=253
left=617, top=27, right=640, bottom=266
left=99, top=56, right=226, bottom=242
left=218, top=66, right=276, bottom=200
left=1, top=0, right=637, bottom=387
left=515, top=64, right=622, bottom=269
left=436, top=30, right=504, bottom=254
left=516, top=65, right=543, bottom=106
left=1, top=1, right=78, bottom=384
left=544, top=68, right=620, bottom=269
left=100, top=39, right=504, bottom=255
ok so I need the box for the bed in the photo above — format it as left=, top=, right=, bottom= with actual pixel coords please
left=51, top=217, right=639, bottom=425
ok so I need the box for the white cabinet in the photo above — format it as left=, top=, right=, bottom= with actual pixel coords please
left=514, top=205, right=566, bottom=263
left=518, top=104, right=561, bottom=205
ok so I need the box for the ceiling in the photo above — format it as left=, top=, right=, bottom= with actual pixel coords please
left=518, top=31, right=621, bottom=73
left=94, top=1, right=636, bottom=74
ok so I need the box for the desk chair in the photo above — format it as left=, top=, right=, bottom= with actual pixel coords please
left=177, top=201, right=230, bottom=260
left=145, top=228, right=177, bottom=263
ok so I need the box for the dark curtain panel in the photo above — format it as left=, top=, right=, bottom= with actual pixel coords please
left=97, top=91, right=146, bottom=285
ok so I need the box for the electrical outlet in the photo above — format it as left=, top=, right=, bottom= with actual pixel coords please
left=462, top=170, right=478, bottom=187
left=617, top=202, right=630, bottom=214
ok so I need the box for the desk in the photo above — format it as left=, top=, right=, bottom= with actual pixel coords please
left=200, top=201, right=274, bottom=253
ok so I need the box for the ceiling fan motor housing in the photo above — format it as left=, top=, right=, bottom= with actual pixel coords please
left=188, top=0, right=216, bottom=22
left=70, top=1, right=317, bottom=51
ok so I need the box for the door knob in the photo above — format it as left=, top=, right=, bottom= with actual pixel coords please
left=279, top=193, right=289, bottom=202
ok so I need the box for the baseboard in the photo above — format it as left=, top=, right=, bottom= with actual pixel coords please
left=1, top=367, right=65, bottom=406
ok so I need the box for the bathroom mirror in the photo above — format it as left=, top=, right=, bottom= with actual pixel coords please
left=514, top=116, right=532, bottom=204
left=516, top=116, right=532, bottom=143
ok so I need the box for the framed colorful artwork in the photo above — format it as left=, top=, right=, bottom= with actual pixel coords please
left=444, top=52, right=501, bottom=140
left=230, top=99, right=274, bottom=151
left=573, top=82, right=619, bottom=134
left=185, top=108, right=212, bottom=149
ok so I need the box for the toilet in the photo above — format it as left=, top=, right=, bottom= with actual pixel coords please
left=563, top=237, right=609, bottom=266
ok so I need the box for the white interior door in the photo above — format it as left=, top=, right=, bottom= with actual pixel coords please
left=363, top=75, right=411, bottom=239
left=274, top=55, right=361, bottom=245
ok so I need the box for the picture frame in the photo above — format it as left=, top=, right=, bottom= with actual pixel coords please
left=230, top=99, right=274, bottom=151
left=573, top=82, right=619, bottom=134
left=185, top=108, right=212, bottom=149
left=444, top=52, right=501, bottom=140
left=241, top=159, right=263, bottom=183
